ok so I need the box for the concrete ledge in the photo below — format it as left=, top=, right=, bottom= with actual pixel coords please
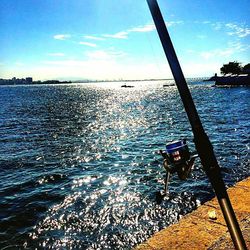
left=135, top=177, right=250, bottom=250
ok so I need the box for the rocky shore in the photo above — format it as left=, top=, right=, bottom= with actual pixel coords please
left=135, top=177, right=250, bottom=250
left=207, top=75, right=250, bottom=86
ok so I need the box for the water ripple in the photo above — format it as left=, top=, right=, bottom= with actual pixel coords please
left=0, top=82, right=249, bottom=249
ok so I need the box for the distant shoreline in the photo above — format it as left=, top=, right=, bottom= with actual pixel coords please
left=0, top=77, right=211, bottom=86
left=0, top=78, right=72, bottom=86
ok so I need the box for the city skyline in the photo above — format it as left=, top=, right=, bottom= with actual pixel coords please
left=0, top=0, right=250, bottom=81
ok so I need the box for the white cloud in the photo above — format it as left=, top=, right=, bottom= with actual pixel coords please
left=227, top=41, right=249, bottom=52
left=200, top=48, right=239, bottom=60
left=226, top=23, right=250, bottom=38
left=85, top=49, right=126, bottom=60
left=55, top=22, right=179, bottom=44
left=102, top=21, right=183, bottom=40
left=84, top=35, right=105, bottom=41
left=128, top=24, right=155, bottom=33
left=199, top=41, right=248, bottom=60
left=208, top=21, right=250, bottom=38
left=53, top=34, right=71, bottom=40
left=211, top=22, right=223, bottom=31
left=103, top=31, right=129, bottom=39
left=48, top=53, right=65, bottom=57
left=79, top=41, right=97, bottom=47
left=166, top=20, right=184, bottom=27
left=102, top=23, right=157, bottom=39
left=202, top=21, right=211, bottom=24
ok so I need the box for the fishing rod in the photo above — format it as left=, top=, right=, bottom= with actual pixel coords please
left=146, top=0, right=247, bottom=249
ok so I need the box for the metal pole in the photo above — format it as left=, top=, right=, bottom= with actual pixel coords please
left=146, top=0, right=247, bottom=249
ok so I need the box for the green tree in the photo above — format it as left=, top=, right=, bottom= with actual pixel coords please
left=243, top=63, right=250, bottom=75
left=220, top=61, right=242, bottom=75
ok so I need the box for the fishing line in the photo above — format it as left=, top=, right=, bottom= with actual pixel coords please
left=144, top=27, right=165, bottom=78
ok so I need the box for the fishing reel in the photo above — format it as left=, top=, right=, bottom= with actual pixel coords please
left=156, top=139, right=198, bottom=203
left=160, top=139, right=198, bottom=180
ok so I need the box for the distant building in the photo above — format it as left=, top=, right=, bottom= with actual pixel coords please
left=0, top=77, right=71, bottom=85
left=0, top=77, right=34, bottom=85
left=0, top=79, right=11, bottom=85
left=26, top=77, right=33, bottom=84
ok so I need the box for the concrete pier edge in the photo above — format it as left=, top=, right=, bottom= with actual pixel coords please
left=135, top=176, right=250, bottom=250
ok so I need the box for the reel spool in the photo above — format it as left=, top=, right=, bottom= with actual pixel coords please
left=161, top=139, right=196, bottom=180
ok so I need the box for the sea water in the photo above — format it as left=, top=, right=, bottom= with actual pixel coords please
left=0, top=80, right=249, bottom=249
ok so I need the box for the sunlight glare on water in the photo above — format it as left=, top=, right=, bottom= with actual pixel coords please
left=0, top=80, right=249, bottom=249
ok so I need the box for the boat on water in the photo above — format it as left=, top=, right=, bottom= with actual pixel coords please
left=121, top=84, right=134, bottom=88
left=163, top=84, right=175, bottom=87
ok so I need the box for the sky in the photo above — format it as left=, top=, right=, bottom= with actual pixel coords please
left=0, top=0, right=250, bottom=81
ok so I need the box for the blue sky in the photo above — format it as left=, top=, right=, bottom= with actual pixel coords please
left=0, top=0, right=250, bottom=80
